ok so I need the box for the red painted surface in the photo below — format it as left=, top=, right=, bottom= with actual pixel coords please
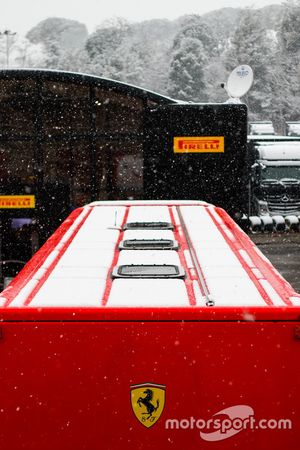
left=214, top=207, right=296, bottom=305
left=0, top=305, right=300, bottom=321
left=0, top=320, right=299, bottom=449
left=0, top=202, right=300, bottom=449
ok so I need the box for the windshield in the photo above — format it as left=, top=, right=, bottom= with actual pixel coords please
left=262, top=166, right=300, bottom=181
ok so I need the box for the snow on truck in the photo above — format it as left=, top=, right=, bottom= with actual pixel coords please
left=0, top=200, right=300, bottom=449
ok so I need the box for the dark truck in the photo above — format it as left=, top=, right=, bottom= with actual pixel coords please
left=248, top=136, right=300, bottom=217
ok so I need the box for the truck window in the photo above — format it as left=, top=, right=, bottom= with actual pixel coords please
left=262, top=166, right=300, bottom=181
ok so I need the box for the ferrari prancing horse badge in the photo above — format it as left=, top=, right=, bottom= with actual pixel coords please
left=130, top=383, right=166, bottom=428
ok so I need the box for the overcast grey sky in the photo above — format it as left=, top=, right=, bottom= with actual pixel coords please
left=0, top=0, right=285, bottom=34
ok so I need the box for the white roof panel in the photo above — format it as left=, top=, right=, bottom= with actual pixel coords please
left=29, top=277, right=103, bottom=307
left=108, top=279, right=189, bottom=307
left=209, top=277, right=268, bottom=306
left=126, top=205, right=171, bottom=223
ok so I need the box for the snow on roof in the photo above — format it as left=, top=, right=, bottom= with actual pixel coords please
left=88, top=200, right=210, bottom=207
left=257, top=141, right=300, bottom=160
left=1, top=201, right=299, bottom=310
left=287, top=122, right=300, bottom=136
left=249, top=122, right=275, bottom=135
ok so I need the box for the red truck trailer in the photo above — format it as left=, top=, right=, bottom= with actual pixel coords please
left=0, top=200, right=300, bottom=449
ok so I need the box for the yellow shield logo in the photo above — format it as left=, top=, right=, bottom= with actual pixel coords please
left=130, top=383, right=166, bottom=428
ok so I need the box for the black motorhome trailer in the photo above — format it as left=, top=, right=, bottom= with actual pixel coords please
left=144, top=102, right=248, bottom=217
left=0, top=70, right=248, bottom=288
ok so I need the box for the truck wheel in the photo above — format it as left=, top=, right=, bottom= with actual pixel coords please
left=259, top=215, right=274, bottom=233
left=249, top=216, right=262, bottom=233
left=285, top=215, right=299, bottom=232
left=272, top=215, right=286, bottom=233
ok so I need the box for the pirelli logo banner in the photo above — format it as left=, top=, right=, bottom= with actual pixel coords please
left=0, top=195, right=35, bottom=209
left=173, top=136, right=225, bottom=153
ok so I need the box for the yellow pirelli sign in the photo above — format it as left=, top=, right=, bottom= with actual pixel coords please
left=173, top=136, right=224, bottom=153
left=0, top=195, right=35, bottom=209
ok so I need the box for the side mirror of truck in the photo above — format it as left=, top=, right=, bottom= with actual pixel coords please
left=250, top=163, right=261, bottom=186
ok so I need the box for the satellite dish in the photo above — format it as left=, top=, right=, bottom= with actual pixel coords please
left=226, top=65, right=253, bottom=99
